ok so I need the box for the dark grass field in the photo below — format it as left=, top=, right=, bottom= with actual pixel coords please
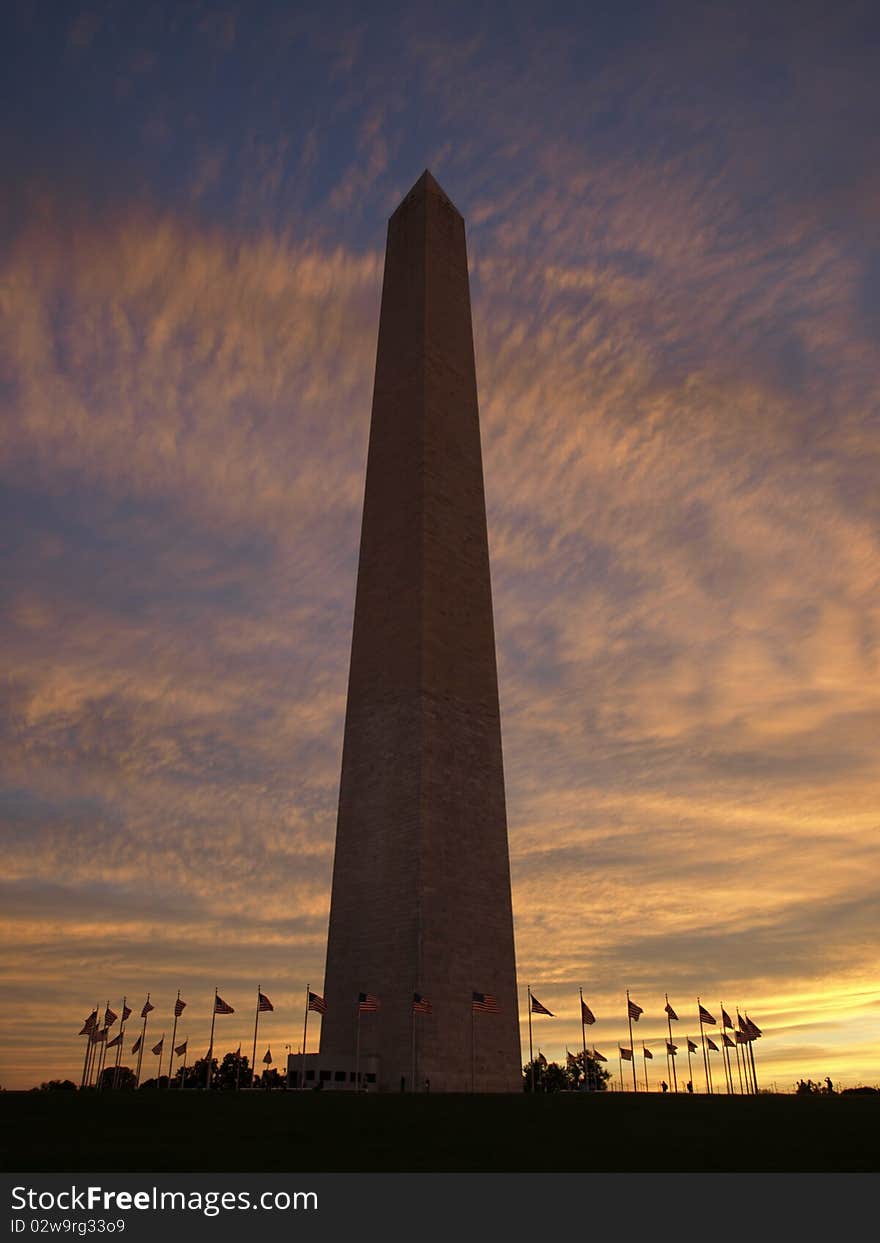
left=3, top=1090, right=878, bottom=1172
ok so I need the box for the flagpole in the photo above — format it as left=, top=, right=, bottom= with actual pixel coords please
left=97, top=1003, right=110, bottom=1089
left=642, top=1042, right=649, bottom=1092
left=85, top=1031, right=94, bottom=1089
left=79, top=1007, right=96, bottom=1089
left=744, top=1011, right=756, bottom=1093
left=410, top=1001, right=416, bottom=1093
left=113, top=997, right=126, bottom=1090
left=135, top=995, right=149, bottom=1088
left=355, top=1002, right=361, bottom=1092
left=720, top=1003, right=733, bottom=1094
left=617, top=1051, right=623, bottom=1092
left=206, top=989, right=217, bottom=1091
left=579, top=989, right=588, bottom=1091
left=734, top=1010, right=746, bottom=1092
left=83, top=1019, right=92, bottom=1090
left=665, top=994, right=678, bottom=1092
left=734, top=1036, right=745, bottom=1093
left=471, top=1001, right=476, bottom=1093
left=301, top=985, right=309, bottom=1092
left=80, top=1028, right=91, bottom=1089
left=686, top=1035, right=693, bottom=1089
left=748, top=1030, right=759, bottom=1094
left=85, top=1028, right=96, bottom=1089
left=89, top=1028, right=101, bottom=1088
left=527, top=987, right=534, bottom=1093
left=697, top=998, right=711, bottom=1094
left=91, top=1001, right=103, bottom=1087
left=98, top=1026, right=109, bottom=1087
left=169, top=991, right=181, bottom=1091
left=742, top=1035, right=751, bottom=1092
left=626, top=990, right=637, bottom=1091
left=251, top=986, right=261, bottom=1090
left=95, top=1004, right=109, bottom=1089
left=156, top=1035, right=164, bottom=1083
left=181, top=1045, right=187, bottom=1089
left=86, top=1002, right=100, bottom=1087
left=737, top=1010, right=753, bottom=1093
left=235, top=1045, right=242, bottom=1091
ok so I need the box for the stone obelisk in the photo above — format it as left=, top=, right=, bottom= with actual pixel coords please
left=320, top=170, right=520, bottom=1092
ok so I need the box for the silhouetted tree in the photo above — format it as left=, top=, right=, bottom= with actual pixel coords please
left=35, top=1079, right=77, bottom=1092
left=216, top=1051, right=250, bottom=1090
left=523, top=1050, right=610, bottom=1092
left=566, top=1050, right=611, bottom=1092
left=138, top=1076, right=171, bottom=1090
left=179, top=1057, right=219, bottom=1089
left=98, top=1066, right=136, bottom=1090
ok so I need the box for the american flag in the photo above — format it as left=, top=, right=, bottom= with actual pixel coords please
left=698, top=1004, right=716, bottom=1025
left=723, top=1033, right=735, bottom=1048
left=530, top=993, right=553, bottom=1016
left=745, top=1016, right=763, bottom=1038
left=472, top=992, right=500, bottom=1013
left=664, top=1002, right=679, bottom=1021
left=262, top=1048, right=273, bottom=1064
left=592, top=1048, right=607, bottom=1062
left=687, top=1038, right=699, bottom=1053
left=627, top=998, right=643, bottom=1021
left=121, top=1004, right=132, bottom=1023
left=619, top=1046, right=633, bottom=1060
left=91, top=1027, right=107, bottom=1043
left=174, top=997, right=187, bottom=1017
left=358, top=992, right=380, bottom=1012
left=131, top=1035, right=142, bottom=1054
left=106, top=1032, right=122, bottom=1048
left=706, top=1036, right=719, bottom=1052
left=79, top=1010, right=98, bottom=1036
left=412, top=993, right=432, bottom=1014
left=151, top=1037, right=164, bottom=1055
left=643, top=1045, right=654, bottom=1059
left=104, top=1006, right=118, bottom=1027
left=666, top=1041, right=677, bottom=1054
left=174, top=1040, right=187, bottom=1056
left=735, top=1031, right=749, bottom=1044
left=308, top=992, right=327, bottom=1015
left=214, top=995, right=235, bottom=1014
left=581, top=1000, right=596, bottom=1025
left=721, top=1007, right=733, bottom=1029
left=141, top=998, right=154, bottom=1018
left=258, top=992, right=274, bottom=1012
left=737, top=1012, right=749, bottom=1034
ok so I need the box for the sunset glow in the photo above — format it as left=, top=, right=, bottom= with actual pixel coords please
left=1, top=1, right=878, bottom=1092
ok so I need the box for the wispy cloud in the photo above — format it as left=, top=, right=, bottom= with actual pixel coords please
left=1, top=0, right=878, bottom=1090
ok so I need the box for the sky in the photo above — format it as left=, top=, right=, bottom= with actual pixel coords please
left=1, top=0, right=878, bottom=1093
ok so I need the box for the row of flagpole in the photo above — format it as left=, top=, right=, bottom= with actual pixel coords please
left=77, top=984, right=764, bottom=1093
left=527, top=986, right=764, bottom=1094
left=76, top=986, right=504, bottom=1092
left=77, top=987, right=282, bottom=1090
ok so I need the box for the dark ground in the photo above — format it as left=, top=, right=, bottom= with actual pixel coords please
left=2, top=1090, right=878, bottom=1172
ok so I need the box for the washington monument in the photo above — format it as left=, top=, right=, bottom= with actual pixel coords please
left=320, top=170, right=521, bottom=1092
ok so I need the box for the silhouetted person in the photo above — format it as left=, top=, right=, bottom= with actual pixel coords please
left=825, top=1077, right=835, bottom=1094
left=661, top=1080, right=669, bottom=1093
left=400, top=1075, right=406, bottom=1093
left=686, top=1080, right=693, bottom=1094
left=424, top=1077, right=431, bottom=1093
